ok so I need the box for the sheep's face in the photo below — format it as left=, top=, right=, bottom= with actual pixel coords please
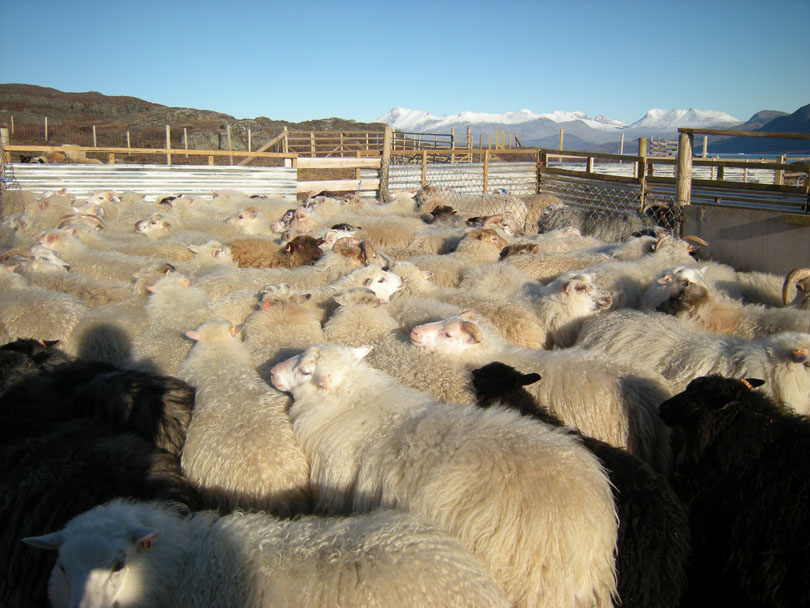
left=360, top=269, right=403, bottom=303
left=410, top=312, right=484, bottom=355
left=768, top=334, right=810, bottom=415
left=271, top=208, right=298, bottom=233
left=659, top=375, right=765, bottom=430
left=642, top=265, right=708, bottom=312
left=85, top=190, right=120, bottom=206
left=555, top=272, right=612, bottom=313
left=135, top=213, right=171, bottom=236
left=36, top=230, right=72, bottom=252
left=471, top=362, right=541, bottom=402
left=227, top=207, right=266, bottom=233
left=23, top=519, right=160, bottom=608
left=29, top=245, right=71, bottom=272
left=270, top=344, right=372, bottom=396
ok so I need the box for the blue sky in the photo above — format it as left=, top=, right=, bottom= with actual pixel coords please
left=2, top=0, right=808, bottom=124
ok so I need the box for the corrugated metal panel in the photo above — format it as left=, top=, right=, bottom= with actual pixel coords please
left=3, top=163, right=298, bottom=201
left=388, top=162, right=537, bottom=195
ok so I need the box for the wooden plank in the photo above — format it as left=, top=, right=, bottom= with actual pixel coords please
left=5, top=144, right=294, bottom=159
left=296, top=157, right=381, bottom=169
left=679, top=128, right=810, bottom=140
left=297, top=178, right=380, bottom=193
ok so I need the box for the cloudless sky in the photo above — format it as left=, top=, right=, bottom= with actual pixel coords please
left=2, top=0, right=808, bottom=124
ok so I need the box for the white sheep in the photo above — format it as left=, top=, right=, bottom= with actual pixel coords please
left=575, top=308, right=810, bottom=415
left=178, top=318, right=311, bottom=514
left=270, top=343, right=619, bottom=608
left=409, top=311, right=672, bottom=470
left=643, top=265, right=810, bottom=339
left=34, top=230, right=161, bottom=283
left=24, top=498, right=511, bottom=608
left=405, top=227, right=509, bottom=287
left=241, top=284, right=326, bottom=373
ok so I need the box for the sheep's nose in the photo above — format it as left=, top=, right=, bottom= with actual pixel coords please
left=410, top=328, right=423, bottom=343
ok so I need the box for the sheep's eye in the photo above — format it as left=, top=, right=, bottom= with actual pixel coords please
left=441, top=331, right=453, bottom=339
left=112, top=559, right=125, bottom=573
left=575, top=284, right=587, bottom=292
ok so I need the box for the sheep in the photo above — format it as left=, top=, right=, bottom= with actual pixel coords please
left=224, top=205, right=278, bottom=234
left=0, top=269, right=90, bottom=350
left=241, top=284, right=326, bottom=373
left=34, top=230, right=162, bottom=283
left=323, top=287, right=401, bottom=346
left=2, top=423, right=199, bottom=608
left=471, top=361, right=690, bottom=608
left=0, top=338, right=69, bottom=395
left=226, top=234, right=323, bottom=269
left=659, top=374, right=810, bottom=607
left=405, top=227, right=509, bottom=287
left=178, top=318, right=311, bottom=515
left=581, top=234, right=708, bottom=309
left=1, top=348, right=199, bottom=606
left=127, top=273, right=211, bottom=376
left=528, top=270, right=614, bottom=347
left=409, top=311, right=673, bottom=470
left=575, top=308, right=810, bottom=414
left=24, top=498, right=511, bottom=608
left=643, top=265, right=810, bottom=339
left=270, top=343, right=619, bottom=608
left=537, top=202, right=666, bottom=242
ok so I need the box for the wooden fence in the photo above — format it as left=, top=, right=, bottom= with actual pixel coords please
left=2, top=126, right=808, bottom=217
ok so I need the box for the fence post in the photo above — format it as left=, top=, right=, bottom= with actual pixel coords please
left=165, top=125, right=171, bottom=166
left=558, top=128, right=564, bottom=151
left=450, top=128, right=456, bottom=164
left=702, top=135, right=708, bottom=158
left=775, top=154, right=786, bottom=186
left=227, top=125, right=233, bottom=165
left=184, top=127, right=189, bottom=158
left=380, top=125, right=393, bottom=199
left=483, top=150, right=490, bottom=195
left=619, top=132, right=625, bottom=156
left=421, top=150, right=427, bottom=187
left=676, top=132, right=693, bottom=208
left=126, top=131, right=131, bottom=152
left=92, top=125, right=97, bottom=147
left=1, top=128, right=8, bottom=192
left=9, top=116, right=13, bottom=135
left=638, top=137, right=648, bottom=209
left=44, top=116, right=48, bottom=142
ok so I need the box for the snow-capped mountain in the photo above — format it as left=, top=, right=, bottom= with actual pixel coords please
left=625, top=108, right=741, bottom=131
left=375, top=106, right=743, bottom=149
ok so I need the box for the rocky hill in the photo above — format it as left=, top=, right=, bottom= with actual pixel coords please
left=0, top=83, right=385, bottom=150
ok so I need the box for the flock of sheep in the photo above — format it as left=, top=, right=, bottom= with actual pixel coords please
left=2, top=182, right=810, bottom=608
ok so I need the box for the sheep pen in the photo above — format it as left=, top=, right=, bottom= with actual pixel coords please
left=2, top=183, right=807, bottom=607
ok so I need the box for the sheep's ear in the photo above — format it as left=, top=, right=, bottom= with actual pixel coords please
left=230, top=324, right=244, bottom=337
left=185, top=330, right=201, bottom=341
left=315, top=373, right=332, bottom=391
left=792, top=349, right=808, bottom=363
left=352, top=345, right=373, bottom=360
left=459, top=311, right=476, bottom=321
left=131, top=527, right=161, bottom=550
left=22, top=532, right=63, bottom=550
left=421, top=270, right=434, bottom=280
left=182, top=279, right=191, bottom=288
left=146, top=285, right=157, bottom=294
left=460, top=321, right=483, bottom=344
left=656, top=274, right=672, bottom=284
left=740, top=378, right=765, bottom=390
left=521, top=372, right=541, bottom=386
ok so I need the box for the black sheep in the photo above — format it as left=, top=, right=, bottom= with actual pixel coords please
left=472, top=361, right=691, bottom=608
left=659, top=374, right=810, bottom=608
left=1, top=419, right=200, bottom=607
left=0, top=341, right=194, bottom=457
